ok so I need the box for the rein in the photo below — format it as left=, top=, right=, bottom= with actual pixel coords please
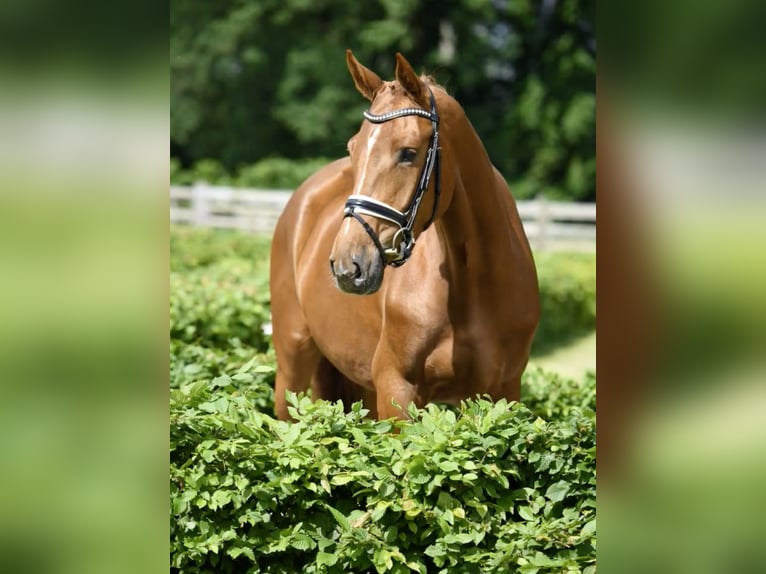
left=343, top=88, right=441, bottom=267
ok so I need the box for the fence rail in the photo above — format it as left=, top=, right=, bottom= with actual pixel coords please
left=170, top=184, right=595, bottom=251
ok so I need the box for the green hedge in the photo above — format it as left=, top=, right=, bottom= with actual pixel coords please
left=532, top=252, right=596, bottom=355
left=170, top=383, right=595, bottom=574
left=236, top=157, right=334, bottom=189
left=170, top=227, right=272, bottom=272
left=167, top=341, right=594, bottom=429
left=170, top=228, right=272, bottom=351
left=170, top=339, right=275, bottom=393
left=169, top=226, right=596, bottom=573
left=170, top=259, right=271, bottom=352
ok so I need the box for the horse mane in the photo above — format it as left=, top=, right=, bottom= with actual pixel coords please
left=420, top=74, right=447, bottom=92
left=421, top=75, right=453, bottom=102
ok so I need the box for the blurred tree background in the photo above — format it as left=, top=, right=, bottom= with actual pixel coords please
left=171, top=0, right=595, bottom=201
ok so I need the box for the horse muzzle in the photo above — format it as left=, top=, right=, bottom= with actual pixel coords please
left=329, top=251, right=384, bottom=295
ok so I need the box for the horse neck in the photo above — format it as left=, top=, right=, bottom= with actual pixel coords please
left=437, top=111, right=513, bottom=266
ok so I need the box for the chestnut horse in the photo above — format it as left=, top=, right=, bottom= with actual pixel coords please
left=270, top=51, right=539, bottom=420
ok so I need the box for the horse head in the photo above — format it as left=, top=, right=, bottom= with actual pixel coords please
left=329, top=51, right=451, bottom=295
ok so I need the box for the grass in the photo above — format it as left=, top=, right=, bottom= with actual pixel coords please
left=529, top=330, right=596, bottom=380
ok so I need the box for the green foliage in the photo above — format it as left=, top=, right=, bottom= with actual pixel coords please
left=171, top=0, right=595, bottom=201
left=533, top=252, right=596, bottom=355
left=522, top=367, right=596, bottom=421
left=170, top=258, right=271, bottom=352
left=188, top=159, right=234, bottom=186
left=170, top=340, right=275, bottom=408
left=170, top=226, right=273, bottom=351
left=234, top=157, right=333, bottom=189
left=170, top=157, right=335, bottom=190
left=171, top=157, right=193, bottom=186
left=170, top=387, right=595, bottom=573
left=169, top=226, right=596, bottom=572
left=170, top=226, right=272, bottom=272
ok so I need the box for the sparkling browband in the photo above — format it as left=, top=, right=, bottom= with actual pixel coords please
left=363, top=108, right=435, bottom=123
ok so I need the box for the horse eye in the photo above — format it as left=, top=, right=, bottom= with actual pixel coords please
left=399, top=148, right=417, bottom=164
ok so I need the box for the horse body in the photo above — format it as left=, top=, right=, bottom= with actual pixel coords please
left=270, top=52, right=539, bottom=420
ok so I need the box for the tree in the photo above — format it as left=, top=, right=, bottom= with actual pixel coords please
left=171, top=0, right=595, bottom=200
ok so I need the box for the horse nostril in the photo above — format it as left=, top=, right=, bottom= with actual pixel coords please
left=352, top=262, right=362, bottom=279
left=329, top=258, right=336, bottom=274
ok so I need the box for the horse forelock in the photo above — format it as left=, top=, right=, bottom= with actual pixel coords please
left=372, top=75, right=445, bottom=109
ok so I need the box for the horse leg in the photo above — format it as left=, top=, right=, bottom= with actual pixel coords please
left=311, top=358, right=379, bottom=417
left=497, top=346, right=529, bottom=404
left=374, top=373, right=420, bottom=420
left=497, top=375, right=521, bottom=403
left=309, top=356, right=342, bottom=404
left=343, top=379, right=378, bottom=418
left=497, top=333, right=535, bottom=404
left=359, top=386, right=378, bottom=418
left=273, top=329, right=321, bottom=420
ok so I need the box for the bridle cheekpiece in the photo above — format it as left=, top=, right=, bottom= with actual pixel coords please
left=343, top=88, right=441, bottom=267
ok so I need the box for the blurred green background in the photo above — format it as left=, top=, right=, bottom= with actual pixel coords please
left=170, top=0, right=595, bottom=201
left=600, top=0, right=766, bottom=572
left=2, top=0, right=766, bottom=571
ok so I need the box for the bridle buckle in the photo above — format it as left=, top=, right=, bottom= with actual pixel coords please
left=384, top=228, right=414, bottom=266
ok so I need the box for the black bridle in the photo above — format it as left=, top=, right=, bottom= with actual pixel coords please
left=343, top=88, right=441, bottom=267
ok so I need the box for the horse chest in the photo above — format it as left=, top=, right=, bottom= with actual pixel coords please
left=385, top=267, right=509, bottom=375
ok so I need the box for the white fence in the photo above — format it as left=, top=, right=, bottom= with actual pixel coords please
left=170, top=184, right=595, bottom=251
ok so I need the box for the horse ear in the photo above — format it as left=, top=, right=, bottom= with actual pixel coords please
left=346, top=49, right=383, bottom=101
left=394, top=52, right=426, bottom=107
